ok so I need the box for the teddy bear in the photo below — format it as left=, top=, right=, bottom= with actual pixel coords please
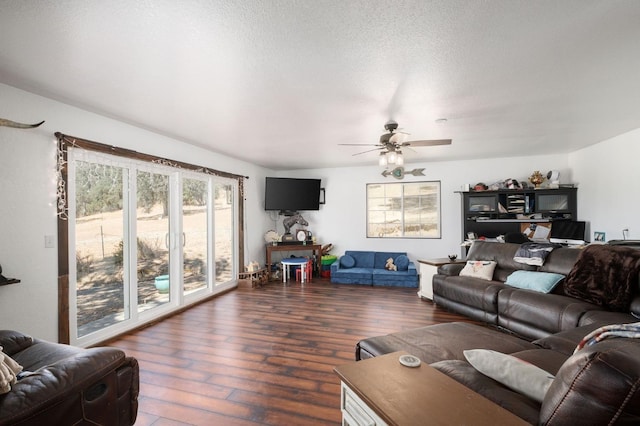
left=385, top=257, right=397, bottom=271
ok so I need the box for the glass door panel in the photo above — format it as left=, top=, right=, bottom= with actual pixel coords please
left=183, top=178, right=208, bottom=294
left=75, top=161, right=128, bottom=338
left=214, top=182, right=234, bottom=284
left=136, top=171, right=171, bottom=313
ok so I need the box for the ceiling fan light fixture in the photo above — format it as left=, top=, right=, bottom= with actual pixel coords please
left=387, top=151, right=397, bottom=164
left=378, top=152, right=388, bottom=167
left=396, top=151, right=404, bottom=166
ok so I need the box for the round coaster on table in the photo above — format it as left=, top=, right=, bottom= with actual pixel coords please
left=399, top=354, right=421, bottom=368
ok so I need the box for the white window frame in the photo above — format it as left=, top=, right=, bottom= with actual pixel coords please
left=366, top=181, right=442, bottom=239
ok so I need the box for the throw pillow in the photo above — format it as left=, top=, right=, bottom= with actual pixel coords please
left=395, top=255, right=410, bottom=271
left=0, top=346, right=23, bottom=395
left=339, top=254, right=355, bottom=268
left=459, top=260, right=497, bottom=281
left=464, top=349, right=555, bottom=403
left=505, top=270, right=565, bottom=293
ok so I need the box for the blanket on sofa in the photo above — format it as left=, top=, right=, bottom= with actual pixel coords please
left=513, top=242, right=559, bottom=266
left=574, top=321, right=640, bottom=353
left=0, top=346, right=22, bottom=394
left=565, top=245, right=640, bottom=311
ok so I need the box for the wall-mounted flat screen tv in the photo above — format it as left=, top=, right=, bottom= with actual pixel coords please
left=264, top=177, right=321, bottom=212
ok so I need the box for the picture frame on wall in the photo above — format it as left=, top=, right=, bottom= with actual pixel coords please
left=594, top=232, right=606, bottom=242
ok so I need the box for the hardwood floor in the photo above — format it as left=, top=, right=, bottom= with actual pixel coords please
left=108, top=278, right=478, bottom=425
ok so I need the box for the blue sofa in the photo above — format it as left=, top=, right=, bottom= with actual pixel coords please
left=330, top=250, right=418, bottom=287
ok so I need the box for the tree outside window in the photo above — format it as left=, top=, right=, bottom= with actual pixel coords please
left=367, top=181, right=441, bottom=238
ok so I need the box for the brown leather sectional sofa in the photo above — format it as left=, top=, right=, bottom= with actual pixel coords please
left=356, top=241, right=640, bottom=424
left=0, top=330, right=139, bottom=425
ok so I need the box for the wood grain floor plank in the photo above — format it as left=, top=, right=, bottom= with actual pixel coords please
left=107, top=278, right=478, bottom=425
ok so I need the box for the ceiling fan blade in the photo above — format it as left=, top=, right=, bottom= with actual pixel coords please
left=402, top=139, right=452, bottom=147
left=338, top=143, right=382, bottom=147
left=352, top=147, right=384, bottom=156
left=390, top=132, right=409, bottom=144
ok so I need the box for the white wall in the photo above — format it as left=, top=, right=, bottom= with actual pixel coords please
left=0, top=83, right=272, bottom=341
left=570, top=128, right=640, bottom=242
left=279, top=154, right=571, bottom=261
left=2, top=82, right=639, bottom=342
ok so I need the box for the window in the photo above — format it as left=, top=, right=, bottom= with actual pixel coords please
left=366, top=181, right=441, bottom=238
left=56, top=133, right=244, bottom=346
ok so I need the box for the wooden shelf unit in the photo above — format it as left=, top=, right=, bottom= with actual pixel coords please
left=461, top=187, right=577, bottom=242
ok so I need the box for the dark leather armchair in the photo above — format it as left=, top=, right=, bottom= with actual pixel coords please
left=0, top=330, right=139, bottom=425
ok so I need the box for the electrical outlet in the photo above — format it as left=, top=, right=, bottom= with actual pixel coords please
left=44, top=235, right=55, bottom=248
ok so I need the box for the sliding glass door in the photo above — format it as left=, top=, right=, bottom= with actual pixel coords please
left=214, top=182, right=234, bottom=284
left=74, top=161, right=129, bottom=338
left=136, top=170, right=171, bottom=314
left=69, top=149, right=238, bottom=346
left=182, top=176, right=208, bottom=295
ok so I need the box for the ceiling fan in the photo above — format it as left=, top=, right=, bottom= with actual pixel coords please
left=339, top=121, right=451, bottom=166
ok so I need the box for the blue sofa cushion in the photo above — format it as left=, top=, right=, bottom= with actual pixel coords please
left=395, top=254, right=410, bottom=271
left=334, top=267, right=373, bottom=280
left=346, top=251, right=375, bottom=269
left=372, top=268, right=418, bottom=287
left=340, top=254, right=355, bottom=268
left=374, top=252, right=408, bottom=269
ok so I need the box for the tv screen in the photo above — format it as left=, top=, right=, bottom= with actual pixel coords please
left=550, top=220, right=586, bottom=244
left=264, top=177, right=321, bottom=212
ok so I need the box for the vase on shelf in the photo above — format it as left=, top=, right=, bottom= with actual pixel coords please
left=529, top=170, right=545, bottom=188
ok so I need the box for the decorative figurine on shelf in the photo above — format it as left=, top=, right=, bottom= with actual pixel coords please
left=529, top=170, right=546, bottom=188
left=282, top=213, right=308, bottom=236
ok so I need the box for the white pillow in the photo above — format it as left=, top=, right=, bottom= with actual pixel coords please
left=459, top=260, right=497, bottom=281
left=464, top=349, right=555, bottom=403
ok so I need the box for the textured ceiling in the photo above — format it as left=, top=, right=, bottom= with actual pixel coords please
left=1, top=1, right=640, bottom=170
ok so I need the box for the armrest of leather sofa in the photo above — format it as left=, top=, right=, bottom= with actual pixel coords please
left=0, top=329, right=34, bottom=356
left=437, top=263, right=465, bottom=276
left=541, top=339, right=640, bottom=424
left=0, top=347, right=138, bottom=425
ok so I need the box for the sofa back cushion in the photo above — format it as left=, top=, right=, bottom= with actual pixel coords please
left=467, top=241, right=536, bottom=281
left=540, top=339, right=640, bottom=424
left=373, top=252, right=407, bottom=269
left=538, top=247, right=581, bottom=275
left=344, top=251, right=375, bottom=269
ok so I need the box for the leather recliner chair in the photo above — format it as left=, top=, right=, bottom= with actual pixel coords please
left=0, top=330, right=139, bottom=425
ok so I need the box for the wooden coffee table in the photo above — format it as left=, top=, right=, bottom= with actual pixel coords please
left=334, top=351, right=529, bottom=426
